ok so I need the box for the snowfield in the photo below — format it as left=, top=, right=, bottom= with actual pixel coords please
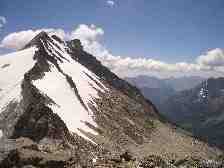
left=0, top=47, right=37, bottom=111
left=0, top=129, right=3, bottom=138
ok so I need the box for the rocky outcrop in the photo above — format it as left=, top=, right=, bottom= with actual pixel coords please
left=1, top=138, right=223, bottom=168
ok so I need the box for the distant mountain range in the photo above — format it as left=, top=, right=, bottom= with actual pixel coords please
left=126, top=75, right=224, bottom=148
left=161, top=77, right=224, bottom=148
left=125, top=75, right=206, bottom=91
left=125, top=75, right=205, bottom=106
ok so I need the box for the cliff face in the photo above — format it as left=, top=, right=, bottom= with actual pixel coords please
left=0, top=32, right=222, bottom=167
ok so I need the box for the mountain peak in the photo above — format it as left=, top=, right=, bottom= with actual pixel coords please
left=23, top=31, right=50, bottom=49
left=33, top=31, right=48, bottom=39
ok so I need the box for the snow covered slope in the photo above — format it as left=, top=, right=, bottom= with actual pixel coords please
left=0, top=47, right=37, bottom=113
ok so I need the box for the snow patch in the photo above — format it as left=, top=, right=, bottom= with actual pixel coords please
left=92, top=156, right=98, bottom=163
left=0, top=83, right=22, bottom=111
left=0, top=130, right=3, bottom=138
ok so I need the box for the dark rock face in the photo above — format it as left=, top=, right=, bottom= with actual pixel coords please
left=67, top=39, right=83, bottom=51
left=1, top=64, right=10, bottom=69
left=23, top=31, right=49, bottom=50
left=11, top=103, right=68, bottom=142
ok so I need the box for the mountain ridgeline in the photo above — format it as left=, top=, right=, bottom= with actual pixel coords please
left=0, top=32, right=223, bottom=167
left=125, top=75, right=205, bottom=110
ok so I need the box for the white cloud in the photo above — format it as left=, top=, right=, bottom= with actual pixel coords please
left=0, top=16, right=7, bottom=28
left=70, top=25, right=222, bottom=77
left=106, top=0, right=115, bottom=7
left=70, top=24, right=104, bottom=43
left=0, top=24, right=223, bottom=78
left=0, top=25, right=103, bottom=50
left=0, top=28, right=66, bottom=49
left=197, top=48, right=224, bottom=67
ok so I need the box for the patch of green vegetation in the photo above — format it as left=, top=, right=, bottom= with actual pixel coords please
left=174, top=158, right=202, bottom=168
left=174, top=158, right=188, bottom=166
left=69, top=39, right=83, bottom=50
left=139, top=155, right=170, bottom=168
left=122, top=161, right=136, bottom=168
left=181, top=123, right=193, bottom=131
left=185, top=160, right=201, bottom=168
left=144, top=119, right=156, bottom=129
left=217, top=154, right=224, bottom=162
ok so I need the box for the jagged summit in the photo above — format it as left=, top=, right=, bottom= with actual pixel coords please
left=24, top=31, right=82, bottom=52
left=0, top=32, right=222, bottom=167
left=23, top=31, right=49, bottom=49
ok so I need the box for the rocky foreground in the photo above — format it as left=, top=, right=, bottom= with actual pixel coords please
left=0, top=137, right=223, bottom=168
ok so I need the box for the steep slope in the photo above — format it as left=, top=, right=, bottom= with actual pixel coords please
left=161, top=78, right=224, bottom=148
left=0, top=32, right=222, bottom=167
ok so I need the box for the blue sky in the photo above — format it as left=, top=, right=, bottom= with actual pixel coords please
left=0, top=0, right=224, bottom=77
left=1, top=0, right=224, bottom=62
